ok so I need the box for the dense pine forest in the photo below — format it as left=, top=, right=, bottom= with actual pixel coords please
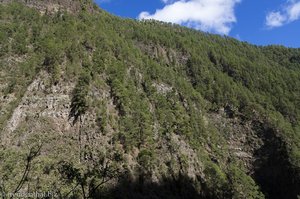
left=0, top=1, right=299, bottom=198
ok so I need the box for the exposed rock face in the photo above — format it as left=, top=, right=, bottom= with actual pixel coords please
left=136, top=42, right=189, bottom=66
left=4, top=71, right=73, bottom=135
left=208, top=111, right=263, bottom=171
left=0, top=0, right=95, bottom=13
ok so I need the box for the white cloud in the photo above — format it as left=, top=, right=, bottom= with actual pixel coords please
left=266, top=12, right=287, bottom=27
left=266, top=1, right=300, bottom=28
left=138, top=0, right=241, bottom=35
left=289, top=1, right=300, bottom=20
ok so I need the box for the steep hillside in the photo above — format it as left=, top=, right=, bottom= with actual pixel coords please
left=0, top=1, right=299, bottom=199
left=0, top=0, right=95, bottom=13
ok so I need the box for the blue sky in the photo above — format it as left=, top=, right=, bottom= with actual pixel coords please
left=94, top=0, right=300, bottom=48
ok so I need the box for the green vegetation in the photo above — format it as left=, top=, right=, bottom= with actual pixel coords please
left=70, top=72, right=91, bottom=123
left=0, top=1, right=299, bottom=199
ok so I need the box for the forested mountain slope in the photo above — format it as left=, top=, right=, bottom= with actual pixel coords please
left=0, top=1, right=299, bottom=199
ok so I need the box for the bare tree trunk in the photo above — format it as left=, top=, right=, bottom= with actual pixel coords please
left=10, top=144, right=42, bottom=199
left=79, top=116, right=82, bottom=163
